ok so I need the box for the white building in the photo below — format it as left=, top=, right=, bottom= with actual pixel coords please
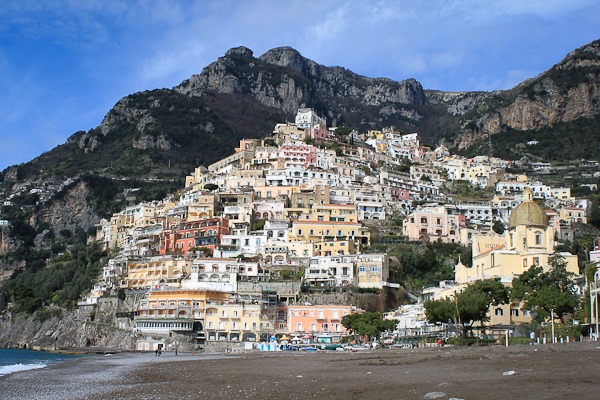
left=295, top=108, right=326, bottom=129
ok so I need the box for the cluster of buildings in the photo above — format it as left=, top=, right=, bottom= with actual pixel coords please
left=78, top=108, right=595, bottom=349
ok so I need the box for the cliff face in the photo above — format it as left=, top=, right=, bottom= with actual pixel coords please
left=0, top=299, right=136, bottom=351
left=37, top=181, right=100, bottom=236
left=451, top=40, right=600, bottom=150
left=9, top=40, right=600, bottom=185
left=176, top=46, right=426, bottom=125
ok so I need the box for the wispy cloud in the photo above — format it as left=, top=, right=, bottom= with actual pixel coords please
left=0, top=0, right=598, bottom=169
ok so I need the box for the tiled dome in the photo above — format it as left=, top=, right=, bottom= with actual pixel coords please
left=508, top=187, right=548, bottom=228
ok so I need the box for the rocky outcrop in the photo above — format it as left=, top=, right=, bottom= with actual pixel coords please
left=37, top=181, right=100, bottom=236
left=452, top=40, right=600, bottom=149
left=0, top=226, right=19, bottom=255
left=0, top=300, right=136, bottom=350
left=426, top=91, right=493, bottom=116
left=132, top=134, right=172, bottom=150
left=175, top=45, right=427, bottom=122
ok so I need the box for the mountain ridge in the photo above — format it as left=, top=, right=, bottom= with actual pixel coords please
left=2, top=39, right=599, bottom=186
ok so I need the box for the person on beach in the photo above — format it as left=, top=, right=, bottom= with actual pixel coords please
left=529, top=331, right=535, bottom=345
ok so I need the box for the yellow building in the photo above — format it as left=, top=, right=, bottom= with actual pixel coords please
left=122, top=256, right=193, bottom=289
left=426, top=187, right=579, bottom=326
left=134, top=288, right=230, bottom=337
left=559, top=207, right=587, bottom=224
left=313, top=238, right=357, bottom=256
left=309, top=203, right=358, bottom=222
left=204, top=302, right=265, bottom=342
left=290, top=220, right=370, bottom=251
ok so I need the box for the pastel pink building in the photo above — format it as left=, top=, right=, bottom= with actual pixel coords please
left=287, top=305, right=357, bottom=337
left=279, top=143, right=318, bottom=169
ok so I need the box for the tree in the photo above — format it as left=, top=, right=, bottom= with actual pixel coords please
left=511, top=254, right=578, bottom=323
left=341, top=312, right=396, bottom=344
left=204, top=183, right=218, bottom=191
left=334, top=126, right=352, bottom=137
left=492, top=220, right=505, bottom=235
left=424, top=278, right=509, bottom=337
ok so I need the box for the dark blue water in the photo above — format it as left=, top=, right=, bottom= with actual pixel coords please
left=0, top=349, right=84, bottom=376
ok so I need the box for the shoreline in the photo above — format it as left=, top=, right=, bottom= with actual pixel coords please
left=0, top=351, right=237, bottom=400
left=1, top=342, right=599, bottom=399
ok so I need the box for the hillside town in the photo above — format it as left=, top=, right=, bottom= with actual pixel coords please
left=67, top=108, right=599, bottom=352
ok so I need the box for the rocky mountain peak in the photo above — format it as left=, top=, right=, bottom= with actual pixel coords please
left=259, top=46, right=307, bottom=72
left=225, top=46, right=254, bottom=59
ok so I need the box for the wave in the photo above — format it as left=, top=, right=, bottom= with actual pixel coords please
left=0, top=362, right=48, bottom=376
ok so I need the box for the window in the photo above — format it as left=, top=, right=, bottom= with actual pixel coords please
left=511, top=309, right=519, bottom=317
left=523, top=259, right=528, bottom=268
left=359, top=266, right=366, bottom=272
left=533, top=257, right=540, bottom=266
left=297, top=322, right=302, bottom=331
left=495, top=308, right=504, bottom=316
left=371, top=266, right=379, bottom=272
left=535, top=232, right=542, bottom=246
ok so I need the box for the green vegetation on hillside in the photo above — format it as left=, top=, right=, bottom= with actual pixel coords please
left=374, top=241, right=471, bottom=292
left=2, top=242, right=108, bottom=314
left=463, top=115, right=600, bottom=161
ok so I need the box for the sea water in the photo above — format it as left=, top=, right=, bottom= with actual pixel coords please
left=0, top=349, right=84, bottom=376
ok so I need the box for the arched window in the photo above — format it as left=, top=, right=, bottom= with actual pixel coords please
left=535, top=231, right=542, bottom=246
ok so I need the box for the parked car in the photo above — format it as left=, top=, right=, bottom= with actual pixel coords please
left=344, top=344, right=370, bottom=352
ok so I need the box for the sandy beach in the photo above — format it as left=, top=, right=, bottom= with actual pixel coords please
left=1, top=342, right=598, bottom=399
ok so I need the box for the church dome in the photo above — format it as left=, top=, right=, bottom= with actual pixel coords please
left=508, top=187, right=549, bottom=229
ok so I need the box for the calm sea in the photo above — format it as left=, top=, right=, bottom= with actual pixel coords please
left=0, top=349, right=85, bottom=377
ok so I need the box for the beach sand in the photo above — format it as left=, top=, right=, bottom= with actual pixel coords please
left=1, top=342, right=598, bottom=399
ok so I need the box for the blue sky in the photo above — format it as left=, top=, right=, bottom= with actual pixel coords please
left=0, top=0, right=598, bottom=171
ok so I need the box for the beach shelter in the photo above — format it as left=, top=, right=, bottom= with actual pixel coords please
left=279, top=335, right=290, bottom=342
left=291, top=336, right=301, bottom=343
